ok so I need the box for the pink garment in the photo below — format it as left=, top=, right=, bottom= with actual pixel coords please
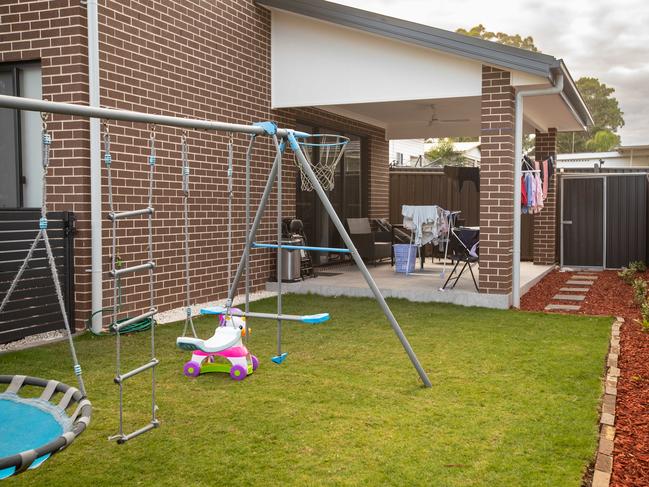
left=542, top=160, right=549, bottom=200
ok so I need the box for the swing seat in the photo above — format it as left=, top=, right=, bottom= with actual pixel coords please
left=176, top=327, right=241, bottom=354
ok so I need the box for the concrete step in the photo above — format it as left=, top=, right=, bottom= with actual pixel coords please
left=545, top=304, right=581, bottom=311
left=553, top=294, right=586, bottom=301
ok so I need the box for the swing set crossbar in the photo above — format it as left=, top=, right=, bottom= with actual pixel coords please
left=251, top=242, right=351, bottom=253
left=200, top=306, right=330, bottom=324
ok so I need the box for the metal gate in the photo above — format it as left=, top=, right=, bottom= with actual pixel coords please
left=561, top=173, right=647, bottom=268
left=0, top=210, right=75, bottom=343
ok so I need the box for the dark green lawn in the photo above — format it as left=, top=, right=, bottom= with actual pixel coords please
left=1, top=296, right=610, bottom=486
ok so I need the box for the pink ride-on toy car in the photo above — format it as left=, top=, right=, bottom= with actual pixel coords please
left=176, top=309, right=258, bottom=380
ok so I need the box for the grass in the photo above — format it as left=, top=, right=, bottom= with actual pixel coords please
left=1, top=295, right=611, bottom=486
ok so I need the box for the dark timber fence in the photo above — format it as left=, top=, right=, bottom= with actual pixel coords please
left=389, top=167, right=535, bottom=260
left=0, top=210, right=75, bottom=344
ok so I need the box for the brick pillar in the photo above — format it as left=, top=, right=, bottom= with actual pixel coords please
left=479, top=66, right=515, bottom=294
left=533, top=128, right=558, bottom=264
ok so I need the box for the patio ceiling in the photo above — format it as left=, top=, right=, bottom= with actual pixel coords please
left=258, top=0, right=592, bottom=139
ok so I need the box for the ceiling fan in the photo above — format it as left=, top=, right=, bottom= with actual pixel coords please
left=426, top=104, right=470, bottom=125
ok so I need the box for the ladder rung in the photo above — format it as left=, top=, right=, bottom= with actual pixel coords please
left=108, top=207, right=154, bottom=220
left=114, top=421, right=159, bottom=444
left=111, top=261, right=155, bottom=277
left=115, top=358, right=159, bottom=383
left=114, top=308, right=157, bottom=332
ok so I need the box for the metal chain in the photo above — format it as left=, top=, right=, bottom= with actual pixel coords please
left=181, top=131, right=197, bottom=337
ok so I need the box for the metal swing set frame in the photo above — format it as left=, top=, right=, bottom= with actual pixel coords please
left=0, top=93, right=432, bottom=443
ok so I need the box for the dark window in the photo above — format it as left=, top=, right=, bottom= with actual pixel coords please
left=0, top=62, right=42, bottom=209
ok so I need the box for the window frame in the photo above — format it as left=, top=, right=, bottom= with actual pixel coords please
left=0, top=62, right=25, bottom=208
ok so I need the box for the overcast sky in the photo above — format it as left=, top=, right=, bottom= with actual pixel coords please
left=331, top=0, right=649, bottom=145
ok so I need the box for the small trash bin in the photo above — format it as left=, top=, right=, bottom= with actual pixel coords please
left=278, top=240, right=301, bottom=282
left=393, top=244, right=417, bottom=273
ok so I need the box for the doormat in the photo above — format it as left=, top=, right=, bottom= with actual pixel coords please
left=316, top=271, right=343, bottom=277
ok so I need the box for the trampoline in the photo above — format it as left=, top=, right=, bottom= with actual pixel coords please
left=0, top=375, right=91, bottom=480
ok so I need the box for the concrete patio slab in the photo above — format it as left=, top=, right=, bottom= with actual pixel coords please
left=553, top=294, right=586, bottom=301
left=267, top=261, right=554, bottom=309
left=545, top=304, right=581, bottom=311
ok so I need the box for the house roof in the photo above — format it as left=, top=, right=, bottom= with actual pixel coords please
left=257, top=0, right=593, bottom=128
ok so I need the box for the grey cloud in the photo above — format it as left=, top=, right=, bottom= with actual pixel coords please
left=334, top=0, right=649, bottom=144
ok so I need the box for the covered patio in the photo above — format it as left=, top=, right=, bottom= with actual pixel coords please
left=259, top=0, right=592, bottom=308
left=268, top=261, right=553, bottom=309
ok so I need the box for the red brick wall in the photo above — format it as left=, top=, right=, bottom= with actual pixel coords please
left=479, top=65, right=515, bottom=294
left=533, top=128, right=558, bottom=265
left=1, top=1, right=389, bottom=329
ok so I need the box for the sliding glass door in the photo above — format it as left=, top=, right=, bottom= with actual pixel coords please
left=295, top=126, right=367, bottom=265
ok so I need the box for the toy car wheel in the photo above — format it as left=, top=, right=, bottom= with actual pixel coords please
left=251, top=355, right=259, bottom=371
left=183, top=361, right=201, bottom=378
left=230, top=364, right=247, bottom=381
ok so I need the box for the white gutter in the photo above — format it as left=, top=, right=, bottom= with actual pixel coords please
left=512, top=72, right=564, bottom=308
left=87, top=0, right=103, bottom=332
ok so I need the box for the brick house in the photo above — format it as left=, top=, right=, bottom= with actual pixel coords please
left=0, top=0, right=591, bottom=332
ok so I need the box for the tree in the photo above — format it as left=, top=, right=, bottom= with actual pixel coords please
left=456, top=26, right=625, bottom=154
left=557, top=77, right=624, bottom=153
left=425, top=138, right=471, bottom=166
left=456, top=24, right=539, bottom=51
left=584, top=130, right=620, bottom=152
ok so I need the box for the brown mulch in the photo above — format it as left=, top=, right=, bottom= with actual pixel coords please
left=521, top=269, right=649, bottom=487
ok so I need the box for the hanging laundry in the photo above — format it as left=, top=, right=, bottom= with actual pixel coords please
left=533, top=160, right=544, bottom=213
left=402, top=205, right=447, bottom=246
left=521, top=176, right=527, bottom=207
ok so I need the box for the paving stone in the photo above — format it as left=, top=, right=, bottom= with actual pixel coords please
left=605, top=383, right=617, bottom=395
left=560, top=287, right=591, bottom=292
left=544, top=304, right=581, bottom=311
left=608, top=354, right=618, bottom=368
left=601, top=412, right=615, bottom=426
left=565, top=280, right=593, bottom=286
left=602, top=424, right=615, bottom=441
left=553, top=294, right=586, bottom=301
left=602, top=400, right=615, bottom=416
left=609, top=366, right=620, bottom=378
left=595, top=452, right=612, bottom=473
left=599, top=436, right=614, bottom=456
left=592, top=470, right=611, bottom=487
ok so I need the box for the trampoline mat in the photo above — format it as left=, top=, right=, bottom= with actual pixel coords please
left=0, top=394, right=69, bottom=460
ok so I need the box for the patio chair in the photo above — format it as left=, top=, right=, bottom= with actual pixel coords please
left=346, top=218, right=392, bottom=265
left=441, top=226, right=479, bottom=292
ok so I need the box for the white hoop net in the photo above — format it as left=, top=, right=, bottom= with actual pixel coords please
left=293, top=134, right=349, bottom=191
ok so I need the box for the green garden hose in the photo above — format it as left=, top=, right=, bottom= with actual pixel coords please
left=85, top=277, right=153, bottom=335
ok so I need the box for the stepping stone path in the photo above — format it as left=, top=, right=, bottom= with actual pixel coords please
left=545, top=272, right=598, bottom=312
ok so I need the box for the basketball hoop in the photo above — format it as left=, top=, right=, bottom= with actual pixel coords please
left=292, top=134, right=349, bottom=191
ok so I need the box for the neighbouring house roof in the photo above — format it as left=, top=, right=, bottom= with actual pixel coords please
left=256, top=0, right=593, bottom=128
left=557, top=146, right=649, bottom=169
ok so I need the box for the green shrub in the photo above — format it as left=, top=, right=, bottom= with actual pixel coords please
left=641, top=299, right=649, bottom=323
left=633, top=278, right=649, bottom=305
left=642, top=320, right=649, bottom=333
left=630, top=260, right=647, bottom=273
left=619, top=266, right=637, bottom=284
